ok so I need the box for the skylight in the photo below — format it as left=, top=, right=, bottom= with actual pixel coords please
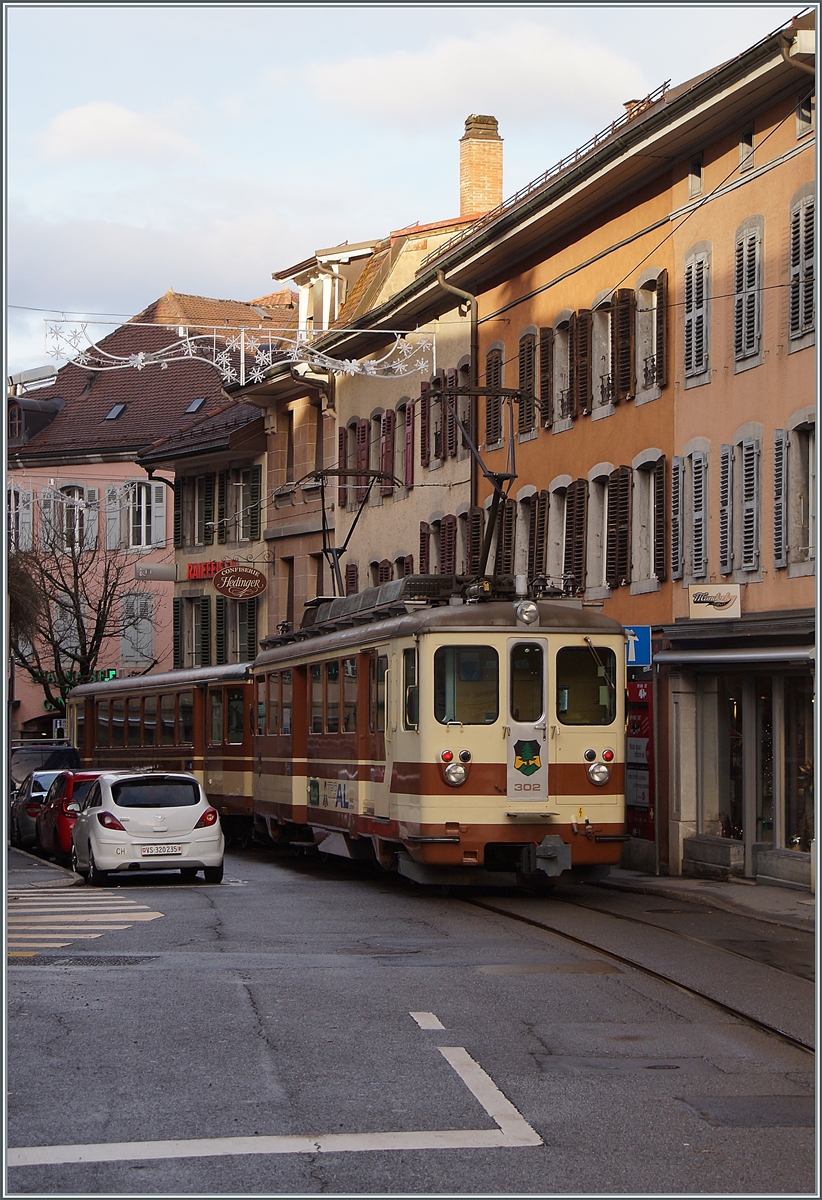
left=105, top=404, right=127, bottom=420
left=185, top=396, right=207, bottom=414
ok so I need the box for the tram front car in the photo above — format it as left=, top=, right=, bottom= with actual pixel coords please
left=253, top=576, right=628, bottom=888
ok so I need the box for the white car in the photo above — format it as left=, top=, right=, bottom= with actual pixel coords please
left=69, top=772, right=225, bottom=885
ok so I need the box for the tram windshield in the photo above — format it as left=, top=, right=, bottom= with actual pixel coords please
left=556, top=646, right=617, bottom=725
left=434, top=646, right=499, bottom=725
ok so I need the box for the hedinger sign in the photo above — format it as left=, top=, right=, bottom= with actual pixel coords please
left=213, top=564, right=267, bottom=600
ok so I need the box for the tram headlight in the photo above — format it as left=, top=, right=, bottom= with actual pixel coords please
left=587, top=762, right=611, bottom=786
left=444, top=762, right=468, bottom=787
left=515, top=600, right=539, bottom=625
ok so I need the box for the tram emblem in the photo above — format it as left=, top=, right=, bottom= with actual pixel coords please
left=513, top=740, right=542, bottom=777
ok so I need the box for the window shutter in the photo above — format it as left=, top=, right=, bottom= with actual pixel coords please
left=691, top=451, right=707, bottom=578
left=378, top=558, right=393, bottom=584
left=403, top=554, right=414, bottom=576
left=605, top=466, right=632, bottom=587
left=467, top=506, right=484, bottom=575
left=445, top=369, right=459, bottom=456
left=684, top=254, right=708, bottom=375
left=734, top=230, right=760, bottom=359
left=245, top=597, right=258, bottom=660
left=173, top=597, right=183, bottom=669
left=563, top=480, right=587, bottom=592
left=40, top=486, right=54, bottom=549
left=17, top=489, right=33, bottom=551
left=440, top=514, right=458, bottom=575
left=494, top=499, right=517, bottom=575
left=789, top=197, right=815, bottom=338
left=216, top=472, right=228, bottom=544
left=719, top=444, right=733, bottom=574
left=199, top=596, right=212, bottom=667
left=773, top=428, right=788, bottom=569
left=671, top=457, right=683, bottom=580
left=538, top=328, right=553, bottom=426
left=611, top=290, right=636, bottom=401
left=84, top=487, right=99, bottom=550
left=419, top=522, right=431, bottom=574
left=345, top=562, right=359, bottom=596
left=404, top=402, right=415, bottom=488
left=566, top=312, right=577, bottom=417
left=655, top=270, right=668, bottom=387
left=419, top=382, right=431, bottom=467
left=215, top=595, right=227, bottom=665
left=572, top=311, right=592, bottom=415
left=247, top=465, right=262, bottom=541
left=355, top=418, right=369, bottom=500
left=380, top=409, right=396, bottom=495
left=105, top=485, right=121, bottom=551
left=337, top=427, right=348, bottom=507
left=485, top=349, right=503, bottom=445
left=741, top=438, right=760, bottom=570
left=527, top=490, right=549, bottom=579
left=173, top=481, right=184, bottom=549
left=653, top=457, right=666, bottom=581
left=518, top=336, right=536, bottom=433
left=151, top=483, right=166, bottom=547
left=202, top=473, right=215, bottom=546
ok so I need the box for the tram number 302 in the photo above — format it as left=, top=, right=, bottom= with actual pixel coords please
left=513, top=783, right=542, bottom=792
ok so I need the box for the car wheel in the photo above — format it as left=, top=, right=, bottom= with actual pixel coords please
left=70, top=844, right=88, bottom=879
left=179, top=867, right=199, bottom=881
left=203, top=862, right=224, bottom=884
left=88, top=848, right=112, bottom=887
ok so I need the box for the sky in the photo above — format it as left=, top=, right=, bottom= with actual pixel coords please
left=5, top=2, right=807, bottom=375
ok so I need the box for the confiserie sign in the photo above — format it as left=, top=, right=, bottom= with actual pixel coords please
left=213, top=564, right=267, bottom=599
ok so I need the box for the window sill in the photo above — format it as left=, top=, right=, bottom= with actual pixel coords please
left=787, top=330, right=815, bottom=355
left=518, top=429, right=538, bottom=444
left=630, top=578, right=661, bottom=595
left=733, top=350, right=763, bottom=374
left=634, top=386, right=661, bottom=408
left=585, top=585, right=611, bottom=601
left=683, top=371, right=711, bottom=391
left=591, top=403, right=615, bottom=422
left=788, top=560, right=815, bottom=578
left=552, top=418, right=573, bottom=435
left=484, top=440, right=504, bottom=453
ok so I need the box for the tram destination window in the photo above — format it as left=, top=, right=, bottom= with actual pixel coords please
left=511, top=643, right=543, bottom=721
left=434, top=646, right=499, bottom=725
left=556, top=646, right=616, bottom=725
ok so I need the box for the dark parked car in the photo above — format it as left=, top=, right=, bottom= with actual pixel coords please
left=9, top=771, right=65, bottom=850
left=36, top=771, right=112, bottom=865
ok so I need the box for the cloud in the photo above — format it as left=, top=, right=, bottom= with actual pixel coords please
left=39, top=101, right=204, bottom=163
left=268, top=22, right=650, bottom=130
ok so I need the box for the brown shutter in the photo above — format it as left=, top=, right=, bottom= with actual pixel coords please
left=518, top=335, right=536, bottom=433
left=567, top=313, right=577, bottom=417
left=404, top=402, right=414, bottom=488
left=445, top=369, right=459, bottom=456
left=355, top=418, right=369, bottom=500
left=378, top=559, right=393, bottom=583
left=338, top=427, right=348, bottom=507
left=419, top=382, right=430, bottom=467
left=611, top=289, right=636, bottom=401
left=380, top=409, right=395, bottom=496
left=466, top=506, right=484, bottom=575
left=606, top=466, right=632, bottom=588
left=440, top=514, right=458, bottom=574
left=345, top=562, right=359, bottom=596
left=653, top=456, right=666, bottom=580
left=528, top=490, right=549, bottom=578
left=494, top=498, right=517, bottom=574
left=655, top=270, right=668, bottom=388
left=403, top=554, right=414, bottom=576
left=485, top=349, right=502, bottom=445
left=539, top=328, right=553, bottom=426
left=419, top=522, right=431, bottom=573
left=572, top=310, right=593, bottom=415
left=563, top=480, right=587, bottom=592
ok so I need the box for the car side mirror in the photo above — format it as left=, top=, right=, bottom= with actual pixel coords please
left=65, top=802, right=81, bottom=814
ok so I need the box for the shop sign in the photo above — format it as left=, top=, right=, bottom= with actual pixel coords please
left=213, top=564, right=267, bottom=600
left=187, top=559, right=237, bottom=581
left=688, top=583, right=741, bottom=619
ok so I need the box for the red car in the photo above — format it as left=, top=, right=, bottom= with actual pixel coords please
left=36, top=771, right=113, bottom=865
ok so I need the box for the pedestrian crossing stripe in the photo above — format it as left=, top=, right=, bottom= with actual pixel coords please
left=7, top=889, right=164, bottom=955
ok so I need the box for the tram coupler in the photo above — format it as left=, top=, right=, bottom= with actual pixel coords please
left=523, top=835, right=572, bottom=877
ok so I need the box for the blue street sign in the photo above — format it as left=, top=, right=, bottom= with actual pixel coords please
left=624, top=625, right=652, bottom=667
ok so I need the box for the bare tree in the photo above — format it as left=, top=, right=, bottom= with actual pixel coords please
left=8, top=489, right=161, bottom=717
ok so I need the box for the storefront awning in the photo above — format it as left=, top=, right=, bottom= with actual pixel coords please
left=654, top=646, right=814, bottom=666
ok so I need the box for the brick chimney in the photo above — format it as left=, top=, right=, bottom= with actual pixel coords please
left=460, top=115, right=503, bottom=217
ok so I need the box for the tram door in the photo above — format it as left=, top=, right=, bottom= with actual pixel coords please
left=507, top=640, right=549, bottom=802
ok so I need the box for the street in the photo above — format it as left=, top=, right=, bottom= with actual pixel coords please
left=7, top=847, right=815, bottom=1195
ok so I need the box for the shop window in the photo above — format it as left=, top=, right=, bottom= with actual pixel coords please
left=785, top=675, right=814, bottom=849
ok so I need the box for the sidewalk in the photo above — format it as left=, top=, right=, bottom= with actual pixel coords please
left=601, top=867, right=815, bottom=933
left=7, top=846, right=82, bottom=891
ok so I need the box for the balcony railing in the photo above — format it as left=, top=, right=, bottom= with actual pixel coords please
left=600, top=373, right=614, bottom=405
left=643, top=355, right=658, bottom=389
left=559, top=388, right=574, bottom=420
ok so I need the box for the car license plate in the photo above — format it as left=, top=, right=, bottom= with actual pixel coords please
left=140, top=844, right=182, bottom=856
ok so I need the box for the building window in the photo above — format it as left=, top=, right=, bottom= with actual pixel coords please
left=688, top=153, right=703, bottom=198
left=632, top=455, right=666, bottom=589
left=789, top=196, right=815, bottom=341
left=733, top=221, right=762, bottom=364
left=129, top=482, right=166, bottom=548
left=8, top=404, right=22, bottom=440
left=485, top=348, right=503, bottom=447
left=684, top=249, right=710, bottom=382
left=121, top=593, right=154, bottom=663
left=380, top=409, right=396, bottom=497
left=553, top=317, right=573, bottom=425
left=775, top=422, right=816, bottom=571
left=196, top=474, right=215, bottom=546
left=636, top=270, right=668, bottom=395
left=796, top=90, right=815, bottom=138
left=7, top=488, right=32, bottom=551
left=41, top=485, right=99, bottom=554
left=739, top=127, right=754, bottom=171
left=240, top=465, right=262, bottom=541
left=586, top=471, right=610, bottom=593
left=592, top=300, right=613, bottom=409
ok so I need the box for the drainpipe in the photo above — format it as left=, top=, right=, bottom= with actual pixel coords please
left=778, top=29, right=816, bottom=75
left=436, top=270, right=478, bottom=510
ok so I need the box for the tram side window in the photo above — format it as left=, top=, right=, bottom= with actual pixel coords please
left=160, top=695, right=175, bottom=746
left=127, top=698, right=141, bottom=747
left=326, top=661, right=340, bottom=734
left=556, top=646, right=617, bottom=725
left=434, top=646, right=499, bottom=725
left=343, top=658, right=357, bottom=733
left=210, top=691, right=223, bottom=745
left=311, top=664, right=323, bottom=734
left=111, top=698, right=125, bottom=748
left=282, top=671, right=292, bottom=736
left=96, top=701, right=110, bottom=748
left=143, top=695, right=156, bottom=747
left=267, top=672, right=280, bottom=734
left=256, top=677, right=266, bottom=736
left=511, top=644, right=543, bottom=721
left=178, top=691, right=194, bottom=745
left=403, top=647, right=419, bottom=729
left=370, top=655, right=388, bottom=733
left=226, top=689, right=244, bottom=744
left=75, top=705, right=85, bottom=753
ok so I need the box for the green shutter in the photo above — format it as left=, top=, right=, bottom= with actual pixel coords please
left=248, top=465, right=262, bottom=541
left=199, top=596, right=212, bottom=667
left=245, top=598, right=258, bottom=661
left=173, top=483, right=184, bottom=549
left=215, top=595, right=227, bottom=665
left=172, top=597, right=183, bottom=669
left=202, top=474, right=215, bottom=546
left=217, top=471, right=228, bottom=545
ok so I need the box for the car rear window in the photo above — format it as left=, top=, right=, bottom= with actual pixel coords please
left=111, top=780, right=200, bottom=808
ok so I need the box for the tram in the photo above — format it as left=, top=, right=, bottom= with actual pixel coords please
left=252, top=574, right=628, bottom=887
left=66, top=663, right=255, bottom=842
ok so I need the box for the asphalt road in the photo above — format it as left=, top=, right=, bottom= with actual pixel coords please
left=7, top=847, right=815, bottom=1195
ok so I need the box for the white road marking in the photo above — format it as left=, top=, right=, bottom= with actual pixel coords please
left=8, top=1046, right=542, bottom=1167
left=410, top=1011, right=445, bottom=1029
left=8, top=913, right=162, bottom=924
left=6, top=891, right=164, bottom=955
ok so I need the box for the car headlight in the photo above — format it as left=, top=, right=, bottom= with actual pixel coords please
left=444, top=762, right=468, bottom=787
left=587, top=762, right=611, bottom=786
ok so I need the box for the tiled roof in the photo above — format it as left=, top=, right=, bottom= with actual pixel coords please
left=333, top=244, right=393, bottom=327
left=133, top=289, right=298, bottom=332
left=139, top=399, right=263, bottom=464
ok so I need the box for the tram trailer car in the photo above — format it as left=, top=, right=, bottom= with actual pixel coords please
left=253, top=576, right=628, bottom=887
left=67, top=663, right=255, bottom=842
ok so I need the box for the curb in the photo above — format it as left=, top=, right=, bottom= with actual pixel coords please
left=598, top=876, right=815, bottom=934
left=7, top=846, right=85, bottom=890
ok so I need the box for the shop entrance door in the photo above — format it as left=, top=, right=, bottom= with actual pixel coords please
left=715, top=674, right=773, bottom=877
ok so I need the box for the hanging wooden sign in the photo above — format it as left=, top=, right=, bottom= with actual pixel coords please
left=213, top=564, right=267, bottom=600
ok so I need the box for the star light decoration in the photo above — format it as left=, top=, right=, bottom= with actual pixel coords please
left=44, top=321, right=434, bottom=385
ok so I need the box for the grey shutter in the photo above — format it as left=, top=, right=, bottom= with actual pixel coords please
left=199, top=596, right=212, bottom=667
left=684, top=254, right=708, bottom=375
left=671, top=456, right=683, bottom=580
left=690, top=451, right=707, bottom=578
left=741, top=438, right=760, bottom=570
left=734, top=230, right=760, bottom=359
left=652, top=457, right=666, bottom=581
left=773, top=429, right=788, bottom=569
left=17, top=489, right=33, bottom=551
left=215, top=595, right=227, bottom=665
left=105, top=485, right=121, bottom=550
left=172, top=598, right=183, bottom=669
left=719, top=444, right=733, bottom=574
left=788, top=197, right=815, bottom=338
left=151, top=483, right=166, bottom=547
left=83, top=487, right=99, bottom=550
left=40, top=486, right=56, bottom=550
